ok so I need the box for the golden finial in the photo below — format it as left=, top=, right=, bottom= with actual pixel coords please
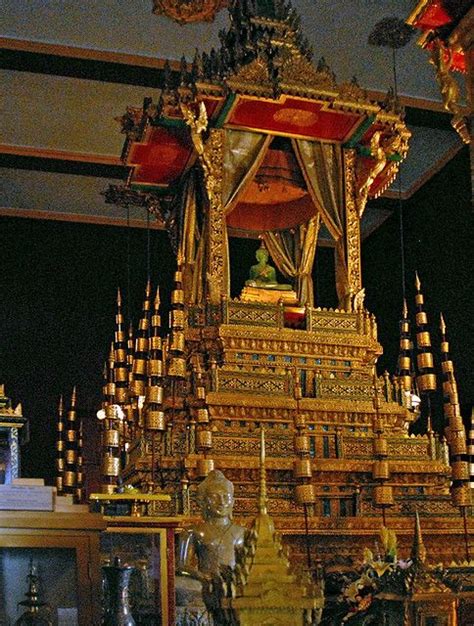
left=154, top=286, right=160, bottom=309
left=415, top=271, right=421, bottom=292
left=411, top=510, right=427, bottom=564
left=58, top=394, right=64, bottom=417
left=117, top=287, right=122, bottom=307
left=440, top=312, right=446, bottom=335
left=145, top=278, right=151, bottom=298
left=259, top=427, right=267, bottom=515
left=71, top=386, right=77, bottom=409
left=402, top=298, right=408, bottom=318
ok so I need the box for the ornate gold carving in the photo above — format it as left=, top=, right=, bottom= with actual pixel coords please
left=429, top=40, right=470, bottom=144
left=181, top=102, right=226, bottom=302
left=216, top=370, right=290, bottom=396
left=212, top=434, right=295, bottom=458
left=226, top=301, right=281, bottom=327
left=310, top=311, right=359, bottom=332
left=337, top=76, right=368, bottom=104
left=317, top=379, right=374, bottom=401
left=343, top=149, right=362, bottom=298
left=226, top=58, right=274, bottom=97
left=357, top=130, right=407, bottom=214
left=204, top=128, right=226, bottom=301
left=151, top=0, right=227, bottom=24
left=278, top=53, right=338, bottom=96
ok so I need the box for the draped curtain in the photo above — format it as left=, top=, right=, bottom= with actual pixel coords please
left=291, top=139, right=348, bottom=306
left=217, top=130, right=272, bottom=299
left=222, top=130, right=273, bottom=214
left=263, top=215, right=320, bottom=306
left=171, top=168, right=205, bottom=303
left=178, top=130, right=272, bottom=303
left=176, top=132, right=349, bottom=307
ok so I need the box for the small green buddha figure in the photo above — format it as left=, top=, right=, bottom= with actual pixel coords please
left=245, top=241, right=292, bottom=291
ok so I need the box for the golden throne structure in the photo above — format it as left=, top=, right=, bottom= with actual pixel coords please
left=100, top=0, right=472, bottom=572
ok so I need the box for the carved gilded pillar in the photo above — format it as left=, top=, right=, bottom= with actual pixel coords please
left=202, top=128, right=229, bottom=303
left=342, top=148, right=362, bottom=306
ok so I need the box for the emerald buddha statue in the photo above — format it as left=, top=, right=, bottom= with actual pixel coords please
left=245, top=242, right=292, bottom=291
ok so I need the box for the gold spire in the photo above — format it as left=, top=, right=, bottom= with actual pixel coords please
left=411, top=511, right=427, bottom=564
left=70, top=386, right=77, bottom=411
left=63, top=387, right=78, bottom=496
left=56, top=395, right=65, bottom=495
left=145, top=285, right=165, bottom=433
left=222, top=427, right=324, bottom=623
left=194, top=364, right=214, bottom=478
left=168, top=257, right=186, bottom=379
left=293, top=371, right=315, bottom=511
left=396, top=298, right=413, bottom=394
left=414, top=272, right=436, bottom=394
left=439, top=311, right=446, bottom=335
left=439, top=313, right=471, bottom=510
left=114, top=286, right=128, bottom=407
left=259, top=427, right=267, bottom=515
left=131, top=282, right=152, bottom=399
left=414, top=270, right=421, bottom=292
left=75, top=418, right=84, bottom=504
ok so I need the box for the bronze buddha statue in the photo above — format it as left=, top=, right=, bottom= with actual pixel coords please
left=176, top=470, right=246, bottom=618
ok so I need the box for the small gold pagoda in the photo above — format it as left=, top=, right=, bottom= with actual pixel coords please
left=100, top=0, right=472, bottom=573
left=218, top=429, right=323, bottom=625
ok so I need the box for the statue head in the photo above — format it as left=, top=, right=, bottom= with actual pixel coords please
left=255, top=241, right=269, bottom=264
left=197, top=470, right=234, bottom=521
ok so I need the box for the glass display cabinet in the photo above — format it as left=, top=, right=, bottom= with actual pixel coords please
left=0, top=510, right=105, bottom=626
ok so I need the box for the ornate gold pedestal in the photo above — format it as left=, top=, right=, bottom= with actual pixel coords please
left=240, top=286, right=298, bottom=305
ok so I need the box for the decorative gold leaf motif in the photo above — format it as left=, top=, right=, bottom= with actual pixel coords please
left=151, top=0, right=227, bottom=24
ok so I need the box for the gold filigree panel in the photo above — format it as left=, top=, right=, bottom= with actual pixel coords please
left=212, top=434, right=295, bottom=457
left=317, top=379, right=373, bottom=401
left=216, top=370, right=291, bottom=396
left=225, top=301, right=281, bottom=327
left=310, top=312, right=359, bottom=332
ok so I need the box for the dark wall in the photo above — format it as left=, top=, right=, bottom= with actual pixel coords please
left=362, top=146, right=473, bottom=407
left=0, top=218, right=174, bottom=483
left=0, top=146, right=472, bottom=483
